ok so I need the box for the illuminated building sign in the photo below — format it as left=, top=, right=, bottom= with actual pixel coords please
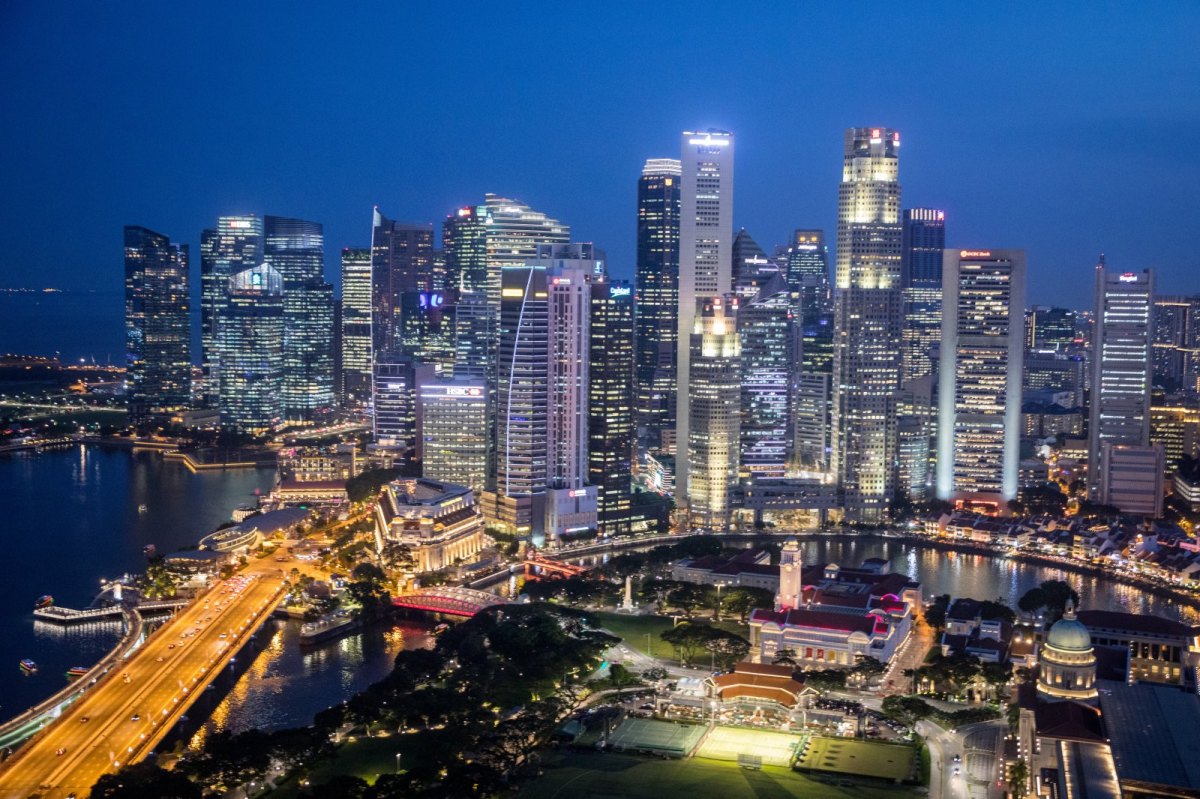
left=227, top=219, right=252, bottom=229
left=959, top=250, right=992, bottom=258
left=418, top=292, right=444, bottom=309
left=568, top=489, right=588, bottom=498
left=610, top=286, right=631, bottom=298
left=688, top=135, right=730, bottom=147
left=1119, top=273, right=1139, bottom=282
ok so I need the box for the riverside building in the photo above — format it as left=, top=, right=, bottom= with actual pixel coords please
left=123, top=226, right=191, bottom=421
left=218, top=264, right=284, bottom=433
left=373, top=478, right=486, bottom=574
left=936, top=249, right=1026, bottom=508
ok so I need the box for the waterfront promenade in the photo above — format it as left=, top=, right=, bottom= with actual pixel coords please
left=0, top=566, right=288, bottom=799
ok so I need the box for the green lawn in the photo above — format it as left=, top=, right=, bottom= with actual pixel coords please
left=514, top=750, right=922, bottom=799
left=593, top=612, right=750, bottom=664
left=796, top=737, right=916, bottom=782
left=265, top=733, right=422, bottom=798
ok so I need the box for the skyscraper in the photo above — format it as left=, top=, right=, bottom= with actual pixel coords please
left=590, top=278, right=635, bottom=536
left=123, top=226, right=190, bottom=421
left=634, top=158, right=681, bottom=445
left=264, top=216, right=334, bottom=421
left=936, top=249, right=1026, bottom=505
left=373, top=355, right=433, bottom=457
left=339, top=247, right=373, bottom=405
left=200, top=215, right=262, bottom=407
left=490, top=244, right=597, bottom=540
left=787, top=230, right=833, bottom=472
left=1027, top=306, right=1079, bottom=353
left=676, top=129, right=735, bottom=507
left=418, top=380, right=488, bottom=494
left=218, top=264, right=284, bottom=432
left=831, top=127, right=903, bottom=523
left=738, top=273, right=794, bottom=479
left=1152, top=295, right=1200, bottom=392
left=688, top=295, right=741, bottom=530
left=900, top=208, right=946, bottom=384
left=1088, top=263, right=1154, bottom=498
left=370, top=210, right=434, bottom=358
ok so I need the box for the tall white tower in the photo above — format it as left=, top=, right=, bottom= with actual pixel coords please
left=676, top=130, right=734, bottom=511
left=936, top=249, right=1026, bottom=505
left=1088, top=262, right=1154, bottom=500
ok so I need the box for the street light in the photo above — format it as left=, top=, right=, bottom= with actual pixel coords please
left=395, top=752, right=402, bottom=774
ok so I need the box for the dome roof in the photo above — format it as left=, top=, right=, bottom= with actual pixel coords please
left=1046, top=603, right=1092, bottom=652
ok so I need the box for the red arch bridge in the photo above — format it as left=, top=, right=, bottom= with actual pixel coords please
left=392, top=586, right=511, bottom=617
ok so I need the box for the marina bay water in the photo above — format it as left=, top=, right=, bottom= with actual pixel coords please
left=1, top=446, right=1193, bottom=737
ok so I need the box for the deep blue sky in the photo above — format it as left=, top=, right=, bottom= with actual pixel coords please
left=1, top=2, right=1198, bottom=308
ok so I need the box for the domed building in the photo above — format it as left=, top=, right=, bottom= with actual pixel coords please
left=1037, top=602, right=1097, bottom=700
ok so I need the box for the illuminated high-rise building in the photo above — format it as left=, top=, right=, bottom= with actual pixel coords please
left=787, top=229, right=833, bottom=472
left=590, top=278, right=636, bottom=536
left=1152, top=295, right=1200, bottom=392
left=936, top=249, right=1026, bottom=504
left=418, top=380, right=488, bottom=494
left=373, top=355, right=433, bottom=459
left=688, top=295, right=741, bottom=530
left=123, top=226, right=190, bottom=421
left=634, top=158, right=682, bottom=444
left=676, top=129, right=735, bottom=507
left=1088, top=263, right=1154, bottom=499
left=899, top=208, right=945, bottom=384
left=339, top=247, right=373, bottom=405
left=398, top=288, right=456, bottom=375
left=490, top=244, right=594, bottom=539
left=218, top=264, right=284, bottom=433
left=1027, top=306, right=1079, bottom=353
left=831, top=127, right=903, bottom=522
left=370, top=210, right=434, bottom=358
left=738, top=273, right=793, bottom=479
left=731, top=228, right=777, bottom=299
left=200, top=215, right=262, bottom=407
left=264, top=216, right=333, bottom=421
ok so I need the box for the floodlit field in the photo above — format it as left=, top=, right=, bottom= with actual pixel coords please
left=696, top=726, right=805, bottom=767
left=796, top=736, right=916, bottom=782
left=607, top=717, right=706, bottom=756
left=516, top=750, right=921, bottom=799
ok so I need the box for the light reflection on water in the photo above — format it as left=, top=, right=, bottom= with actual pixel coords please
left=184, top=618, right=433, bottom=750
left=576, top=537, right=1198, bottom=623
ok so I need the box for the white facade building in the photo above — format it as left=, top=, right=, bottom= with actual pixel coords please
left=937, top=249, right=1026, bottom=505
left=687, top=295, right=741, bottom=531
left=676, top=130, right=734, bottom=507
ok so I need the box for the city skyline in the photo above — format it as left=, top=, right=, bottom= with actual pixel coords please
left=2, top=4, right=1199, bottom=311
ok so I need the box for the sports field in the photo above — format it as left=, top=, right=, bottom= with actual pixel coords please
left=607, top=717, right=706, bottom=757
left=516, top=750, right=921, bottom=799
left=696, top=726, right=805, bottom=767
left=796, top=736, right=915, bottom=782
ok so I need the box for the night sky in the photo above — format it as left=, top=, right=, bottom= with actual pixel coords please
left=1, top=2, right=1198, bottom=308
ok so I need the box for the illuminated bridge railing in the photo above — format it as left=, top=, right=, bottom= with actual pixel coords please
left=392, top=587, right=509, bottom=617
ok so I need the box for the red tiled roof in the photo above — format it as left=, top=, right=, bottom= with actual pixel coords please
left=751, top=607, right=879, bottom=635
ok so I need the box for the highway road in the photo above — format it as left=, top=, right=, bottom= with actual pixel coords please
left=0, top=568, right=288, bottom=799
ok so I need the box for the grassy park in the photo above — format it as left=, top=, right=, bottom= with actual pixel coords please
left=515, top=750, right=921, bottom=799
left=593, top=611, right=751, bottom=663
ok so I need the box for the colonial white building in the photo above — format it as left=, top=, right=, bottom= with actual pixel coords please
left=374, top=478, right=486, bottom=573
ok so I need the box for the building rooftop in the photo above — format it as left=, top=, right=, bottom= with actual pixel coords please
left=1098, top=680, right=1200, bottom=791
left=1035, top=700, right=1105, bottom=743
left=750, top=607, right=879, bottom=636
left=1078, top=609, right=1198, bottom=639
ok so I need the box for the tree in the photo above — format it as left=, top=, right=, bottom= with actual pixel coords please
left=721, top=586, right=775, bottom=623
left=705, top=630, right=752, bottom=671
left=345, top=467, right=403, bottom=503
left=661, top=622, right=717, bottom=666
left=924, top=594, right=951, bottom=632
left=140, top=556, right=179, bottom=599
left=979, top=599, right=1016, bottom=624
left=1018, top=580, right=1079, bottom=621
left=641, top=666, right=668, bottom=681
left=300, top=774, right=369, bottom=799
left=851, top=656, right=886, bottom=680
left=347, top=561, right=391, bottom=619
left=772, top=648, right=798, bottom=667
left=607, top=663, right=637, bottom=701
left=90, top=762, right=202, bottom=799
left=881, top=695, right=932, bottom=726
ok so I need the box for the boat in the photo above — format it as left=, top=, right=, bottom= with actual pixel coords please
left=143, top=544, right=156, bottom=557
left=432, top=623, right=450, bottom=636
left=19, top=659, right=37, bottom=675
left=66, top=666, right=88, bottom=680
left=138, top=504, right=148, bottom=514
left=35, top=595, right=54, bottom=610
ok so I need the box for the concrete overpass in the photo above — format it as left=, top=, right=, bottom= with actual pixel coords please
left=0, top=570, right=288, bottom=799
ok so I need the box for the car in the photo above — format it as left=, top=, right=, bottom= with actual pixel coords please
left=953, top=754, right=961, bottom=762
left=219, top=632, right=228, bottom=639
left=80, top=716, right=90, bottom=723
left=56, top=747, right=67, bottom=756
left=167, top=644, right=175, bottom=650
left=131, top=713, right=141, bottom=721
left=156, top=656, right=164, bottom=662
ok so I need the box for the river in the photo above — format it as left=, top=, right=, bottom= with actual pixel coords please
left=1, top=447, right=1193, bottom=740
left=0, top=446, right=427, bottom=736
